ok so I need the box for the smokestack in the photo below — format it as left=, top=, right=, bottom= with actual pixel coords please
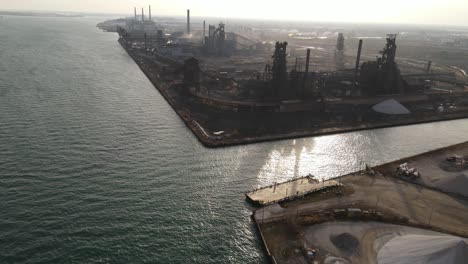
left=149, top=5, right=152, bottom=22
left=142, top=8, right=144, bottom=22
left=355, top=39, right=363, bottom=79
left=187, top=9, right=191, bottom=35
left=305, top=49, right=311, bottom=75
left=134, top=7, right=137, bottom=20
left=203, top=20, right=206, bottom=37
left=426, top=60, right=432, bottom=73
left=303, top=49, right=311, bottom=92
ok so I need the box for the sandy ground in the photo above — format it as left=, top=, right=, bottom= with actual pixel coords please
left=254, top=144, right=468, bottom=263
left=256, top=173, right=468, bottom=236
left=256, top=173, right=468, bottom=263
left=375, top=142, right=468, bottom=197
left=301, top=221, right=468, bottom=264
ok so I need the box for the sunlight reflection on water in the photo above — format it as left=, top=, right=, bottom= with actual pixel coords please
left=255, top=120, right=468, bottom=187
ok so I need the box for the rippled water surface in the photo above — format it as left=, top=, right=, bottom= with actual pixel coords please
left=0, top=16, right=467, bottom=263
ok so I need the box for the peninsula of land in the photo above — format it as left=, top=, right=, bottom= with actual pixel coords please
left=99, top=10, right=468, bottom=147
left=247, top=142, right=468, bottom=263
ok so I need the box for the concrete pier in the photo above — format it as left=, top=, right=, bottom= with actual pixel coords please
left=246, top=176, right=342, bottom=206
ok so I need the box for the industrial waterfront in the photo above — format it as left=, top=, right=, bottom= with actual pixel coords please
left=1, top=15, right=468, bottom=264
left=100, top=6, right=468, bottom=147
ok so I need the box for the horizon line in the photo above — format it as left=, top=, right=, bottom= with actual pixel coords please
left=1, top=8, right=468, bottom=29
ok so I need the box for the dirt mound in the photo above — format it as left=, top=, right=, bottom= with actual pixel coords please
left=378, top=234, right=468, bottom=264
left=439, top=161, right=466, bottom=172
left=330, top=233, right=359, bottom=256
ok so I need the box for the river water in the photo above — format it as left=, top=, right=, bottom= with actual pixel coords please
left=0, top=16, right=467, bottom=263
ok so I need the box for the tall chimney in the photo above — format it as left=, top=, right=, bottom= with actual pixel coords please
left=187, top=9, right=191, bottom=35
left=303, top=49, right=311, bottom=92
left=203, top=20, right=206, bottom=37
left=142, top=8, right=144, bottom=22
left=149, top=5, right=152, bottom=22
left=355, top=39, right=363, bottom=80
left=134, top=7, right=137, bottom=20
left=426, top=60, right=432, bottom=73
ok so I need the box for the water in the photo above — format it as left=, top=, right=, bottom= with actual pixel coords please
left=0, top=16, right=467, bottom=264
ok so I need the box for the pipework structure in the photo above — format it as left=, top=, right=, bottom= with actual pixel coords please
left=359, top=34, right=406, bottom=95
left=203, top=22, right=228, bottom=56
left=125, top=6, right=158, bottom=40
left=271, top=41, right=289, bottom=97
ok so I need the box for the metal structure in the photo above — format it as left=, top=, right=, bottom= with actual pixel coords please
left=335, top=33, right=345, bottom=70
left=203, top=22, right=227, bottom=55
left=232, top=33, right=256, bottom=50
left=359, top=34, right=406, bottom=95
left=156, top=30, right=164, bottom=43
left=271, top=42, right=288, bottom=97
left=381, top=34, right=397, bottom=66
left=184, top=58, right=200, bottom=91
left=124, top=6, right=158, bottom=41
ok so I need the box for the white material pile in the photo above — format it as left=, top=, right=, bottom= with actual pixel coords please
left=396, top=162, right=421, bottom=178
left=378, top=234, right=468, bottom=264
left=372, top=99, right=411, bottom=115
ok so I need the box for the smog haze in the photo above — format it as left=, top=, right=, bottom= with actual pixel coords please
left=1, top=0, right=468, bottom=26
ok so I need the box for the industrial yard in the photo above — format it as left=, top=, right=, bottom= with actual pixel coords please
left=248, top=142, right=468, bottom=263
left=96, top=11, right=468, bottom=260
left=375, top=141, right=468, bottom=197
left=98, top=7, right=468, bottom=147
left=2, top=1, right=468, bottom=264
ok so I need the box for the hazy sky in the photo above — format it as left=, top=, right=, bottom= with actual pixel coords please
left=1, top=0, right=468, bottom=26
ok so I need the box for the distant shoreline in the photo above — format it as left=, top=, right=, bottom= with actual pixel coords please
left=0, top=11, right=83, bottom=18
